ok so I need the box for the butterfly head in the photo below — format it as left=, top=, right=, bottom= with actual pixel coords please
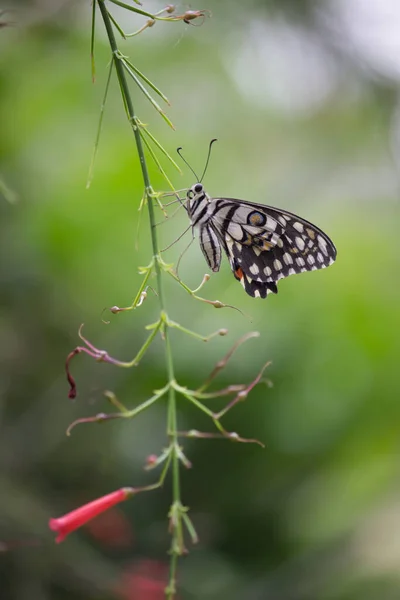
left=186, top=183, right=211, bottom=223
left=187, top=182, right=204, bottom=200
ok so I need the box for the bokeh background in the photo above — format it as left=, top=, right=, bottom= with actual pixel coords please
left=1, top=0, right=400, bottom=598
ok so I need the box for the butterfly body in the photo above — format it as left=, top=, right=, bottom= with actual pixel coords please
left=186, top=183, right=337, bottom=298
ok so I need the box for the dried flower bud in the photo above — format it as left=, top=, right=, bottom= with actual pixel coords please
left=146, top=454, right=158, bottom=466
left=187, top=429, right=199, bottom=438
left=213, top=301, right=224, bottom=308
left=183, top=10, right=201, bottom=23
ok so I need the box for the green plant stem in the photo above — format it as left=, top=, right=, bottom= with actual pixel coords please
left=97, top=2, right=181, bottom=596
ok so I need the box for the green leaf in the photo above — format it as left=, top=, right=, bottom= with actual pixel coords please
left=123, top=57, right=170, bottom=105
left=121, top=57, right=175, bottom=129
left=138, top=121, right=181, bottom=173
left=107, top=0, right=155, bottom=19
left=87, top=60, right=114, bottom=188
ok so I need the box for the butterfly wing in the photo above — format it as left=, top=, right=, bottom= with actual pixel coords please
left=209, top=198, right=337, bottom=298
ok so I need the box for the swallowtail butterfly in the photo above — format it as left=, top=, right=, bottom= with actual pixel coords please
left=186, top=183, right=337, bottom=298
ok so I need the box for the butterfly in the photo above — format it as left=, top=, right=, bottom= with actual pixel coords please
left=186, top=182, right=337, bottom=298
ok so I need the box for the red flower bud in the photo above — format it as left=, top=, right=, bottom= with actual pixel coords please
left=49, top=488, right=133, bottom=543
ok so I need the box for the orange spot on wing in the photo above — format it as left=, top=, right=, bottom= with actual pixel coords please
left=234, top=267, right=243, bottom=281
left=262, top=241, right=273, bottom=250
left=249, top=214, right=262, bottom=225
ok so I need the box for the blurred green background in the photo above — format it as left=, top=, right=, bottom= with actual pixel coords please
left=1, top=1, right=400, bottom=598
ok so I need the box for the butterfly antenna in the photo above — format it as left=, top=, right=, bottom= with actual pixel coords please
left=200, top=138, right=217, bottom=182
left=177, top=147, right=199, bottom=181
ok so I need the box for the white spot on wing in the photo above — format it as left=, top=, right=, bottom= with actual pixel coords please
left=283, top=253, right=293, bottom=265
left=245, top=225, right=262, bottom=236
left=318, top=235, right=328, bottom=256
left=249, top=263, right=260, bottom=275
left=225, top=236, right=234, bottom=252
left=271, top=233, right=280, bottom=245
left=228, top=222, right=243, bottom=240
left=296, top=237, right=305, bottom=251
left=273, top=259, right=283, bottom=271
left=293, top=222, right=304, bottom=233
left=266, top=216, right=277, bottom=231
left=264, top=266, right=272, bottom=276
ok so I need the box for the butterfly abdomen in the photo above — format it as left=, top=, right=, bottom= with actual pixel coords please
left=199, top=223, right=221, bottom=272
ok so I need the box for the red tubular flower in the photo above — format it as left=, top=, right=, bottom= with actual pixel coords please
left=49, top=487, right=134, bottom=543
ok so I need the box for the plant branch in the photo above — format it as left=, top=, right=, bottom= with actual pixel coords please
left=97, top=3, right=181, bottom=595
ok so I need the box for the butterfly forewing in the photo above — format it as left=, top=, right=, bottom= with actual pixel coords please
left=187, top=186, right=336, bottom=298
